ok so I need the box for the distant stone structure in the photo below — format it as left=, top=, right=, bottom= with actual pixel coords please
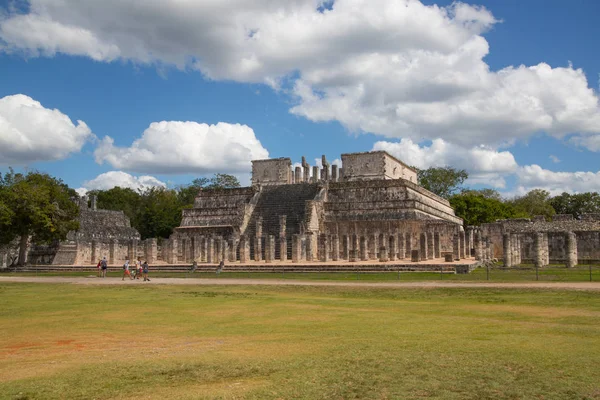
left=481, top=215, right=600, bottom=268
left=24, top=195, right=156, bottom=266
left=166, top=151, right=475, bottom=265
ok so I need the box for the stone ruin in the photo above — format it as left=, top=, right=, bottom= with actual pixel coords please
left=2, top=195, right=157, bottom=267
left=482, top=215, right=600, bottom=268
left=4, top=150, right=597, bottom=270
left=165, top=151, right=486, bottom=265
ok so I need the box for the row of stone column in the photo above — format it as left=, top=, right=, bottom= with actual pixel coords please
left=503, top=232, right=578, bottom=268
left=290, top=155, right=343, bottom=184
left=90, top=238, right=157, bottom=264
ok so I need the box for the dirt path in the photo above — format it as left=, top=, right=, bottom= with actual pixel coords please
left=1, top=276, right=600, bottom=291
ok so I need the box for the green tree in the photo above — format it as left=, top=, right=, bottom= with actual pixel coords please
left=89, top=187, right=143, bottom=228
left=507, top=189, right=555, bottom=220
left=449, top=190, right=522, bottom=226
left=0, top=170, right=80, bottom=265
left=138, top=187, right=182, bottom=239
left=177, top=174, right=241, bottom=207
left=417, top=167, right=468, bottom=199
left=550, top=192, right=600, bottom=219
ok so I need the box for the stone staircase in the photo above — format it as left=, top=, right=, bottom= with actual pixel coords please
left=244, top=183, right=321, bottom=259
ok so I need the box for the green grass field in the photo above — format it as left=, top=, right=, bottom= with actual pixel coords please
left=1, top=283, right=599, bottom=399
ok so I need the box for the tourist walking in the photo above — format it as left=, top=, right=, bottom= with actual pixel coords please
left=122, top=259, right=133, bottom=281
left=142, top=261, right=150, bottom=281
left=96, top=259, right=102, bottom=277
left=135, top=258, right=142, bottom=279
left=189, top=261, right=197, bottom=273
left=217, top=260, right=224, bottom=274
left=100, top=257, right=108, bottom=278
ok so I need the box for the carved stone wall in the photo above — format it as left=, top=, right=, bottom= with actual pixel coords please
left=252, top=158, right=292, bottom=186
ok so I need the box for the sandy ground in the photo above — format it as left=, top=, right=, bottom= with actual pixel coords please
left=1, top=276, right=600, bottom=291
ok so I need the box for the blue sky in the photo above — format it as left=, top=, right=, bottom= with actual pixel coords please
left=1, top=0, right=600, bottom=196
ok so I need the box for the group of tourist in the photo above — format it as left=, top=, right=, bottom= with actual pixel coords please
left=95, top=257, right=150, bottom=281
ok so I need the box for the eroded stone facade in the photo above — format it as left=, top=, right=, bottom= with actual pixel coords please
left=167, top=151, right=480, bottom=265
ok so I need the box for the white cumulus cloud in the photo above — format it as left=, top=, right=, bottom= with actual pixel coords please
left=373, top=138, right=518, bottom=188
left=94, top=121, right=269, bottom=174
left=512, top=165, right=600, bottom=196
left=2, top=1, right=599, bottom=147
left=0, top=94, right=93, bottom=164
left=77, top=171, right=166, bottom=194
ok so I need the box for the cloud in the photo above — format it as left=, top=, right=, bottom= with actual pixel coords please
left=373, top=138, right=518, bottom=188
left=569, top=134, right=600, bottom=152
left=77, top=171, right=166, bottom=194
left=94, top=121, right=269, bottom=174
left=0, top=94, right=93, bottom=164
left=512, top=165, right=600, bottom=196
left=549, top=155, right=561, bottom=163
left=2, top=1, right=599, bottom=147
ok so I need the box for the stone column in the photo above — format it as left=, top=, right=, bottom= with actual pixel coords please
left=331, top=165, right=338, bottom=182
left=331, top=234, right=340, bottom=261
left=145, top=238, right=157, bottom=263
left=109, top=239, right=117, bottom=265
left=201, top=237, right=208, bottom=263
left=294, top=167, right=302, bottom=184
left=419, top=233, right=428, bottom=261
left=534, top=233, right=544, bottom=268
left=180, top=238, right=188, bottom=263
left=503, top=233, right=512, bottom=267
left=215, top=239, right=222, bottom=263
left=474, top=230, right=483, bottom=261
left=292, top=234, right=301, bottom=263
left=360, top=236, right=368, bottom=261
left=426, top=232, right=434, bottom=259
left=405, top=234, right=412, bottom=260
left=252, top=236, right=260, bottom=262
left=207, top=238, right=215, bottom=263
left=369, top=234, right=378, bottom=260
left=90, top=195, right=97, bottom=211
left=511, top=234, right=521, bottom=266
left=389, top=235, right=397, bottom=261
left=566, top=232, right=577, bottom=268
left=466, top=228, right=474, bottom=257
left=349, top=234, right=359, bottom=262
left=91, top=240, right=99, bottom=263
left=239, top=236, right=249, bottom=263
left=397, top=233, right=405, bottom=259
left=543, top=233, right=550, bottom=266
left=379, top=245, right=388, bottom=262
left=319, top=234, right=330, bottom=262
left=265, top=235, right=275, bottom=263
left=452, top=234, right=460, bottom=261
left=459, top=231, right=466, bottom=259
left=302, top=157, right=310, bottom=183
left=277, top=237, right=286, bottom=262
left=228, top=238, right=236, bottom=262
left=312, top=166, right=319, bottom=183
left=342, top=235, right=350, bottom=260
left=306, top=233, right=314, bottom=261
left=433, top=233, right=441, bottom=259
left=255, top=218, right=263, bottom=262
left=128, top=239, right=138, bottom=262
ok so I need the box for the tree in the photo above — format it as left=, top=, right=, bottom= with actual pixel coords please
left=449, top=190, right=522, bottom=226
left=89, top=187, right=143, bottom=228
left=417, top=167, right=468, bottom=199
left=550, top=192, right=600, bottom=219
left=0, top=170, right=80, bottom=265
left=137, top=187, right=182, bottom=239
left=507, top=189, right=555, bottom=220
left=177, top=174, right=241, bottom=207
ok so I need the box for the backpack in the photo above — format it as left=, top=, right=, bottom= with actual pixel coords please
left=101, top=260, right=107, bottom=268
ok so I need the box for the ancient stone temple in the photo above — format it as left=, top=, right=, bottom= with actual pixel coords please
left=481, top=215, right=600, bottom=268
left=167, top=151, right=473, bottom=264
left=25, top=196, right=156, bottom=265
